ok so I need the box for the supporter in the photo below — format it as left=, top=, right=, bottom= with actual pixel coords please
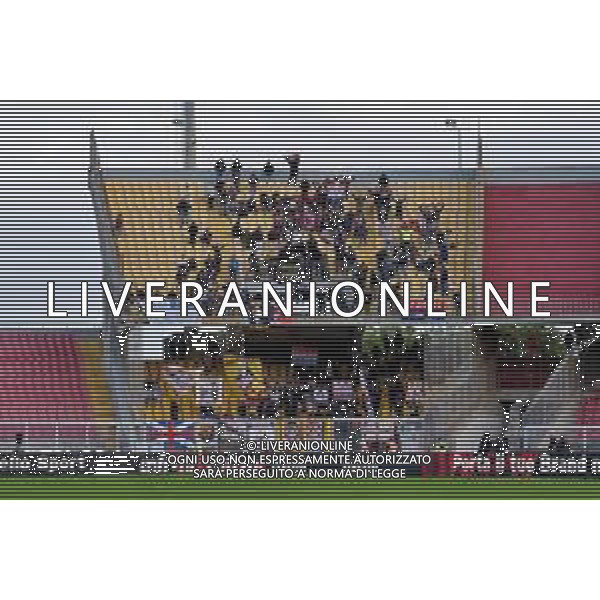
left=225, top=181, right=242, bottom=217
left=333, top=400, right=353, bottom=441
left=214, top=159, right=226, bottom=176
left=415, top=256, right=437, bottom=279
left=385, top=440, right=400, bottom=453
left=229, top=258, right=241, bottom=281
left=379, top=215, right=396, bottom=250
left=114, top=213, right=124, bottom=233
left=306, top=236, right=328, bottom=280
left=331, top=378, right=355, bottom=440
left=420, top=203, right=444, bottom=241
left=427, top=269, right=439, bottom=294
left=575, top=324, right=596, bottom=348
left=176, top=197, right=192, bottom=226
left=393, top=242, right=412, bottom=270
left=299, top=179, right=311, bottom=196
left=299, top=200, right=319, bottom=233
left=231, top=158, right=242, bottom=177
left=395, top=193, right=405, bottom=220
left=342, top=175, right=354, bottom=198
left=164, top=293, right=181, bottom=319
left=365, top=349, right=385, bottom=417
left=328, top=178, right=345, bottom=214
left=295, top=385, right=315, bottom=418
left=313, top=385, right=331, bottom=417
left=263, top=161, right=275, bottom=177
left=452, top=290, right=462, bottom=315
left=404, top=380, right=423, bottom=417
left=379, top=196, right=393, bottom=225
left=248, top=251, right=261, bottom=278
left=236, top=369, right=254, bottom=416
left=280, top=386, right=299, bottom=418
left=188, top=221, right=199, bottom=246
left=353, top=208, right=368, bottom=240
left=265, top=385, right=281, bottom=417
left=231, top=218, right=242, bottom=239
left=194, top=422, right=217, bottom=451
left=196, top=265, right=209, bottom=288
left=376, top=249, right=396, bottom=282
left=549, top=436, right=572, bottom=456
left=340, top=210, right=355, bottom=236
left=214, top=179, right=226, bottom=199
left=175, top=261, right=189, bottom=284
left=169, top=401, right=180, bottom=421
left=249, top=228, right=264, bottom=253
left=439, top=265, right=449, bottom=296
left=285, top=154, right=300, bottom=184
left=478, top=433, right=493, bottom=453
left=436, top=230, right=452, bottom=263
left=496, top=435, right=510, bottom=453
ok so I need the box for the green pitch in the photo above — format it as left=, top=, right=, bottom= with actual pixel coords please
left=1, top=476, right=600, bottom=499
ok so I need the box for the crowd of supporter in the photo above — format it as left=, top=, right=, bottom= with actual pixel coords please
left=142, top=325, right=424, bottom=429
left=116, top=154, right=458, bottom=320
left=143, top=367, right=423, bottom=421
left=112, top=157, right=453, bottom=451
left=142, top=361, right=423, bottom=451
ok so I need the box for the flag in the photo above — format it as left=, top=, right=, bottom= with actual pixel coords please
left=147, top=421, right=195, bottom=452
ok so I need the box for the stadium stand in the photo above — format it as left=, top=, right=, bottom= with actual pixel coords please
left=90, top=148, right=600, bottom=453
left=0, top=329, right=113, bottom=450
left=102, top=168, right=480, bottom=321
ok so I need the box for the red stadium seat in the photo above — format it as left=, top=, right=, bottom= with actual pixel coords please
left=0, top=330, right=103, bottom=449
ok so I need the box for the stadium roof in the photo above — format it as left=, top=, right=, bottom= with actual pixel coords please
left=98, top=166, right=600, bottom=183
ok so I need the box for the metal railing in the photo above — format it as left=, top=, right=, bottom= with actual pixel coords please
left=0, top=417, right=425, bottom=453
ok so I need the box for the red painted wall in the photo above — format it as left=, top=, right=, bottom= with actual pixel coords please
left=484, top=184, right=600, bottom=317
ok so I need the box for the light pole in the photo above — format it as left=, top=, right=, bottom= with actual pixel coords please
left=173, top=101, right=196, bottom=168
left=444, top=118, right=484, bottom=169
left=476, top=117, right=483, bottom=168
left=445, top=119, right=462, bottom=169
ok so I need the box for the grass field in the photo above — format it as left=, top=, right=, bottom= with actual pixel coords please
left=1, top=476, right=600, bottom=499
